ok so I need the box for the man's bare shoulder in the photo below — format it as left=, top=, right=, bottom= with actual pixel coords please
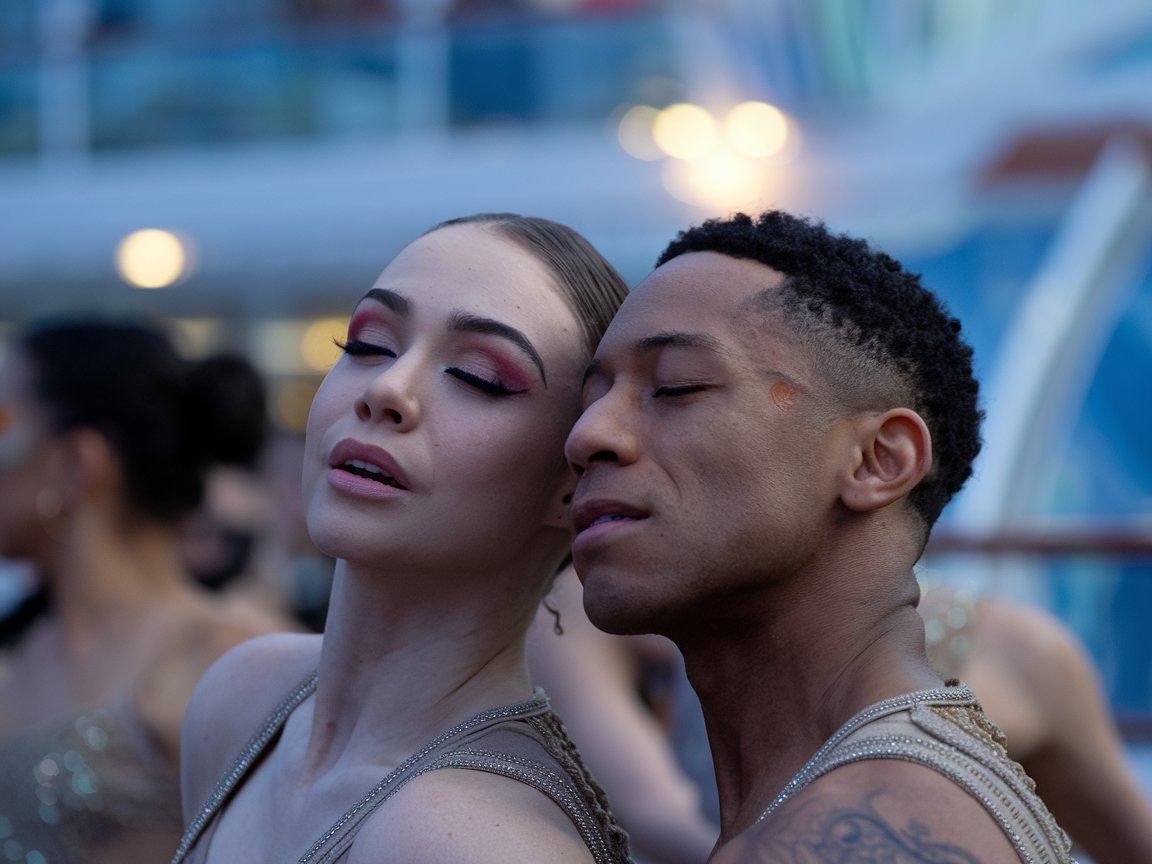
left=179, top=631, right=321, bottom=819
left=714, top=760, right=1023, bottom=863
left=346, top=767, right=599, bottom=864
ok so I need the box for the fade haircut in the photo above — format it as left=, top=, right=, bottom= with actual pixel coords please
left=656, top=210, right=983, bottom=534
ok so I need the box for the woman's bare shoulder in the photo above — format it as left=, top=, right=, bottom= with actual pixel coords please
left=347, top=768, right=600, bottom=864
left=179, top=632, right=321, bottom=818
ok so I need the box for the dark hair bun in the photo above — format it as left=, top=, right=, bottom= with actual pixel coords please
left=185, top=353, right=268, bottom=470
left=21, top=318, right=269, bottom=521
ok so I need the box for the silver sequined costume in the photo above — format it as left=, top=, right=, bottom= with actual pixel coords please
left=0, top=696, right=183, bottom=863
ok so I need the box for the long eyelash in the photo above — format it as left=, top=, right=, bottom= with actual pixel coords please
left=653, top=384, right=708, bottom=397
left=447, top=368, right=526, bottom=397
left=334, top=337, right=396, bottom=357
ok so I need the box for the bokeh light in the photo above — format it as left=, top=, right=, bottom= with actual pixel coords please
left=617, top=105, right=663, bottom=161
left=115, top=229, right=192, bottom=289
left=272, top=378, right=319, bottom=433
left=661, top=147, right=767, bottom=211
left=652, top=103, right=719, bottom=161
left=301, top=317, right=349, bottom=372
left=724, top=101, right=790, bottom=158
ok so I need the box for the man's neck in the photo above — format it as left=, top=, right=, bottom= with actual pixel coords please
left=677, top=575, right=940, bottom=842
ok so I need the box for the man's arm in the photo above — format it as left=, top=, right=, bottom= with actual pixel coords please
left=712, top=761, right=1029, bottom=864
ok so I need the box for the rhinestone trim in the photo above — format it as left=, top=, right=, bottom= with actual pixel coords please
left=752, top=684, right=1074, bottom=863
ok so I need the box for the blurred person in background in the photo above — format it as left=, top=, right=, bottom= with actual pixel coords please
left=173, top=213, right=633, bottom=863
left=183, top=424, right=337, bottom=634
left=530, top=565, right=719, bottom=864
left=0, top=318, right=295, bottom=863
left=658, top=581, right=1152, bottom=863
left=180, top=355, right=322, bottom=630
left=917, top=581, right=1152, bottom=864
left=531, top=564, right=1152, bottom=863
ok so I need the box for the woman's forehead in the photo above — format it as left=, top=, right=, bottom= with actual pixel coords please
left=365, top=228, right=586, bottom=368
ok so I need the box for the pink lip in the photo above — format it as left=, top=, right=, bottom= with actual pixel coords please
left=571, top=498, right=649, bottom=539
left=327, top=439, right=411, bottom=497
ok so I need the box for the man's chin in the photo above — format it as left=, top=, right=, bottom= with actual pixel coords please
left=580, top=573, right=670, bottom=637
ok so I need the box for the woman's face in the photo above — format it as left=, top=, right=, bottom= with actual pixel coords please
left=302, top=223, right=589, bottom=573
left=0, top=348, right=61, bottom=562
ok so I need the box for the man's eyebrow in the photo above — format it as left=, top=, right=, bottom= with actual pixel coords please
left=361, top=288, right=411, bottom=317
left=582, top=331, right=724, bottom=386
left=448, top=312, right=548, bottom=386
left=635, top=331, right=725, bottom=353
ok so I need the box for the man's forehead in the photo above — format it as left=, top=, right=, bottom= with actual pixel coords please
left=609, top=252, right=785, bottom=338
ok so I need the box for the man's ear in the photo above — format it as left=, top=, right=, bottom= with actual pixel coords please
left=840, top=408, right=932, bottom=513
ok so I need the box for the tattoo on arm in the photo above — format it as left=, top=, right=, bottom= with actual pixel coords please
left=761, top=794, right=982, bottom=863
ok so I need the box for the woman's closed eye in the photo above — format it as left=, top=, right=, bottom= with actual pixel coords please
left=446, top=367, right=527, bottom=397
left=335, top=338, right=397, bottom=359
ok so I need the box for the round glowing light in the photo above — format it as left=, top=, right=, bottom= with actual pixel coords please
left=652, top=103, right=719, bottom=161
left=301, top=317, right=349, bottom=372
left=273, top=379, right=319, bottom=433
left=724, top=101, right=790, bottom=158
left=115, top=229, right=190, bottom=289
left=661, top=149, right=767, bottom=211
left=617, top=105, right=663, bottom=161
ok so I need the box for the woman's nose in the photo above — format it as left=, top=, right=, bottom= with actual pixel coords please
left=354, top=355, right=422, bottom=430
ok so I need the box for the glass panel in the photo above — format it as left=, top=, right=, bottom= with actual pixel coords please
left=906, top=216, right=1152, bottom=714
left=0, top=0, right=37, bottom=157
left=0, top=66, right=36, bottom=156
left=447, top=12, right=677, bottom=126
left=89, top=31, right=401, bottom=150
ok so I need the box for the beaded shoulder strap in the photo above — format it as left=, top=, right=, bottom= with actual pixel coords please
left=755, top=684, right=978, bottom=822
left=300, top=694, right=552, bottom=864
left=171, top=672, right=319, bottom=863
left=307, top=710, right=632, bottom=864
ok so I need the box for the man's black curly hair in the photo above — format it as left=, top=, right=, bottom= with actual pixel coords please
left=656, top=210, right=983, bottom=533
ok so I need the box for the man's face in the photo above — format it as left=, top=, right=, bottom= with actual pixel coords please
left=565, top=252, right=852, bottom=636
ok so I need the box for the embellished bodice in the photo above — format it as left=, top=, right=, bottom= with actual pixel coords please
left=756, top=684, right=1075, bottom=864
left=0, top=696, right=183, bottom=864
left=172, top=674, right=632, bottom=864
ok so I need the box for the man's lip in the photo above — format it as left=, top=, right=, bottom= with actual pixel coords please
left=571, top=498, right=649, bottom=534
left=329, top=439, right=411, bottom=490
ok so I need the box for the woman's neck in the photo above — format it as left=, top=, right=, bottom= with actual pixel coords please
left=44, top=513, right=193, bottom=641
left=301, top=558, right=540, bottom=778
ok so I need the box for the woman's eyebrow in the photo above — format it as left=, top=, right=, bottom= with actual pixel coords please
left=360, top=287, right=411, bottom=317
left=448, top=312, right=547, bottom=386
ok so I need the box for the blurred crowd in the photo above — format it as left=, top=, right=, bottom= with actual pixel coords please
left=2, top=310, right=1151, bottom=864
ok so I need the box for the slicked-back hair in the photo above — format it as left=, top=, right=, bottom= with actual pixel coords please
left=428, top=213, right=629, bottom=356
left=657, top=210, right=982, bottom=534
